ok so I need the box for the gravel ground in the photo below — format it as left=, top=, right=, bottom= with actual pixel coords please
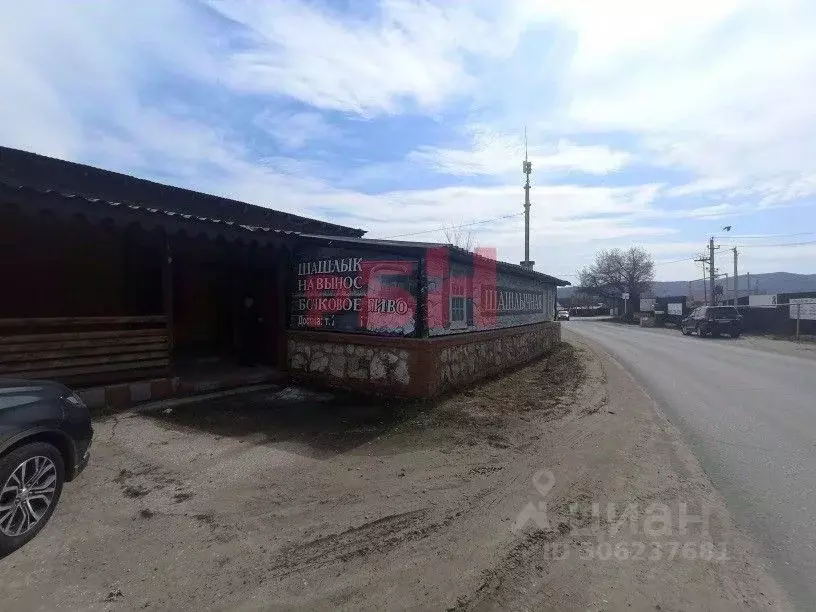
left=0, top=339, right=790, bottom=611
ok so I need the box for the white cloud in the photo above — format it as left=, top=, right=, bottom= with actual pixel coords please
left=681, top=203, right=741, bottom=220
left=409, top=129, right=631, bottom=177
left=535, top=0, right=816, bottom=188
left=744, top=175, right=816, bottom=209
left=538, top=140, right=632, bottom=175
left=207, top=0, right=525, bottom=116
left=665, top=178, right=741, bottom=198
left=0, top=0, right=218, bottom=159
left=254, top=110, right=341, bottom=150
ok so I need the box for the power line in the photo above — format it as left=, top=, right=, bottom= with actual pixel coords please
left=714, top=231, right=816, bottom=240
left=655, top=256, right=700, bottom=266
left=724, top=239, right=816, bottom=249
left=381, top=212, right=523, bottom=239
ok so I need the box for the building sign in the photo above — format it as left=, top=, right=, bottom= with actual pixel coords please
left=789, top=298, right=816, bottom=321
left=749, top=294, right=777, bottom=308
left=290, top=248, right=419, bottom=336
left=480, top=287, right=545, bottom=315
left=667, top=302, right=683, bottom=316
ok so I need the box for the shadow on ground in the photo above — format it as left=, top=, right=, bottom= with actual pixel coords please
left=144, top=342, right=584, bottom=460
left=146, top=386, right=425, bottom=459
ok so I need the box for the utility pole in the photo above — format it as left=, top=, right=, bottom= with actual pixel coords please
left=732, top=247, right=738, bottom=305
left=703, top=266, right=707, bottom=304
left=695, top=256, right=709, bottom=304
left=709, top=237, right=716, bottom=306
left=688, top=280, right=692, bottom=301
left=520, top=127, right=535, bottom=270
left=746, top=272, right=751, bottom=296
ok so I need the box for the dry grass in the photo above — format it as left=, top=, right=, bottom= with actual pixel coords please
left=429, top=342, right=585, bottom=443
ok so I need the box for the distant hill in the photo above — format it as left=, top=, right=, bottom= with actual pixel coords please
left=558, top=272, right=816, bottom=300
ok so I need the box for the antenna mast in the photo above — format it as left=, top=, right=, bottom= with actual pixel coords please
left=520, top=126, right=535, bottom=269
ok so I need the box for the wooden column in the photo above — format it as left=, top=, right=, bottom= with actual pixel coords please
left=275, top=246, right=290, bottom=368
left=162, top=233, right=174, bottom=356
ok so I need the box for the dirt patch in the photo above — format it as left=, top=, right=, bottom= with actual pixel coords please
left=421, top=342, right=584, bottom=443
left=122, top=485, right=149, bottom=498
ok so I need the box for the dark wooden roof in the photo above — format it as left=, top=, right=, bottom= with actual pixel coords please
left=0, top=146, right=365, bottom=237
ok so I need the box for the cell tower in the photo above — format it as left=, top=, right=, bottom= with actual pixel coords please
left=520, top=127, right=535, bottom=269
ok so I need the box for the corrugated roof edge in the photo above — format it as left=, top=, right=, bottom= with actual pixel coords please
left=297, top=234, right=571, bottom=286
left=0, top=145, right=365, bottom=237
left=0, top=181, right=303, bottom=236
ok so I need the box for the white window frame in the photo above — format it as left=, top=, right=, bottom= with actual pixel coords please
left=449, top=275, right=467, bottom=328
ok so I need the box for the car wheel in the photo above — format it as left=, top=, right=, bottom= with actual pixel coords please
left=699, top=325, right=709, bottom=337
left=731, top=328, right=741, bottom=338
left=682, top=326, right=692, bottom=335
left=0, top=442, right=65, bottom=558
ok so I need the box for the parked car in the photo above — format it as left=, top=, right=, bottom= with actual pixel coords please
left=0, top=379, right=92, bottom=557
left=557, top=309, right=570, bottom=321
left=681, top=306, right=742, bottom=338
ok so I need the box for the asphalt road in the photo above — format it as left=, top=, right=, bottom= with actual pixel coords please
left=567, top=320, right=816, bottom=610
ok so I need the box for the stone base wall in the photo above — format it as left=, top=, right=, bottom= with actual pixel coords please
left=430, top=321, right=561, bottom=396
left=287, top=332, right=419, bottom=397
left=286, top=321, right=561, bottom=398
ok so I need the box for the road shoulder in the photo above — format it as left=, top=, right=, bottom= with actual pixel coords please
left=537, top=330, right=793, bottom=612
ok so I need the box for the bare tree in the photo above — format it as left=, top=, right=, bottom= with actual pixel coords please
left=578, top=247, right=655, bottom=306
left=443, top=225, right=477, bottom=251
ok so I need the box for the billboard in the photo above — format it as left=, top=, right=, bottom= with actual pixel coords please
left=749, top=294, right=778, bottom=308
left=668, top=302, right=683, bottom=316
left=639, top=298, right=656, bottom=312
left=290, top=247, right=419, bottom=336
left=789, top=298, right=816, bottom=321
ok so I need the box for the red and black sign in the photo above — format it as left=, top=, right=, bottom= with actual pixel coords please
left=290, top=247, right=419, bottom=336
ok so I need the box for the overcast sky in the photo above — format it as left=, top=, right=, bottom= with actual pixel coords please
left=2, top=0, right=816, bottom=281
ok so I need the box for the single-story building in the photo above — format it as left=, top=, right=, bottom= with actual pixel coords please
left=286, top=236, right=569, bottom=397
left=1, top=146, right=569, bottom=399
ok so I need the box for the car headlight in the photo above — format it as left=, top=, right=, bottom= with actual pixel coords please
left=63, top=393, right=87, bottom=408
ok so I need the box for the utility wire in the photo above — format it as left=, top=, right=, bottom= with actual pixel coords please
left=714, top=231, right=816, bottom=240
left=655, top=256, right=701, bottom=265
left=659, top=238, right=816, bottom=268
left=381, top=212, right=523, bottom=239
left=722, top=239, right=816, bottom=249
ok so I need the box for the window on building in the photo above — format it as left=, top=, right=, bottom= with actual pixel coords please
left=450, top=276, right=466, bottom=327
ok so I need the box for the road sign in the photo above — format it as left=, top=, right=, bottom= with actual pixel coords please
left=622, top=292, right=630, bottom=300
left=640, top=298, right=655, bottom=312
left=789, top=298, right=816, bottom=321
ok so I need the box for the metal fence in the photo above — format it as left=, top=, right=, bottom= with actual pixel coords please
left=734, top=302, right=816, bottom=339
